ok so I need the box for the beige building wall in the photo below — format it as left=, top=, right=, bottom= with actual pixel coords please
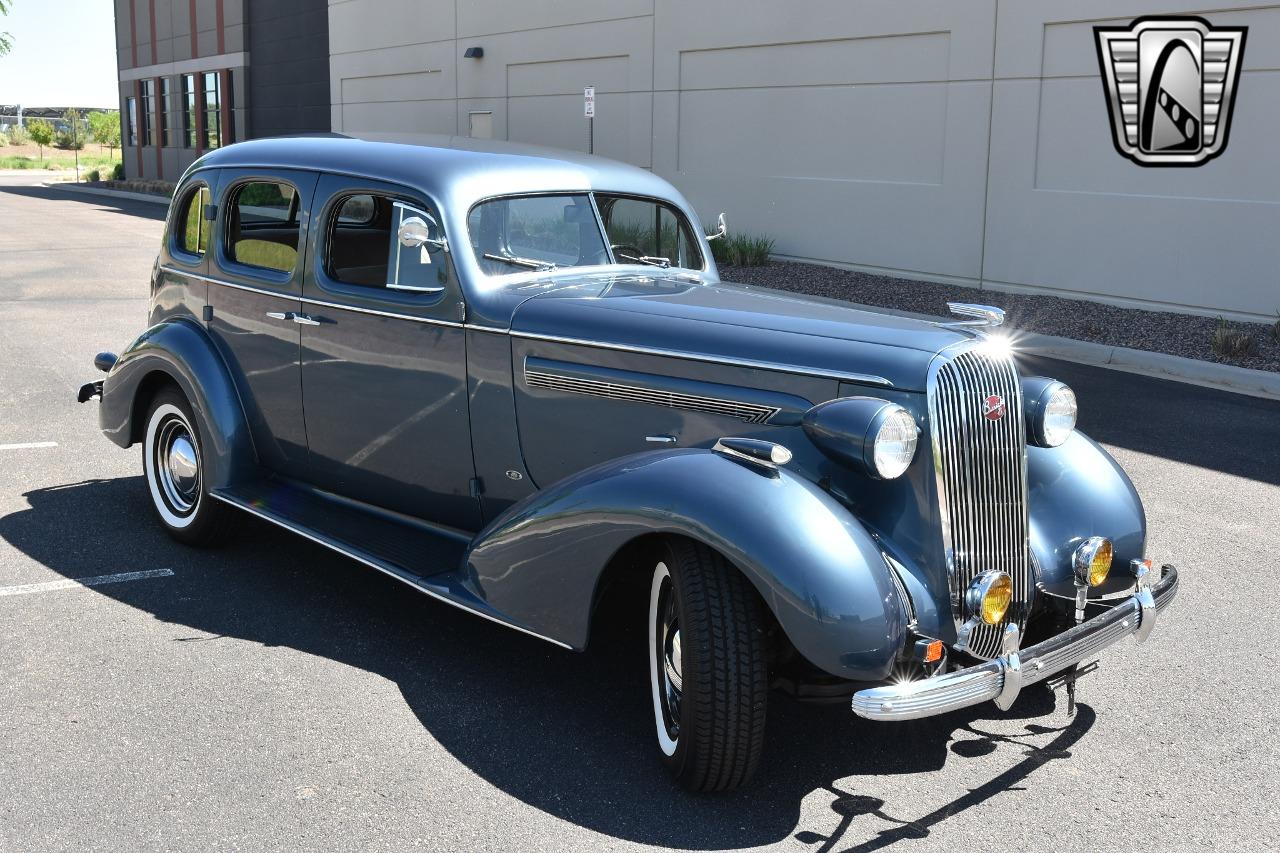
left=328, top=0, right=1279, bottom=321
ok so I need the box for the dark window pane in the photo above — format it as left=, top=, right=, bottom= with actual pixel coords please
left=327, top=195, right=393, bottom=288
left=203, top=72, right=220, bottom=149
left=126, top=97, right=138, bottom=146
left=228, top=181, right=299, bottom=273
left=596, top=194, right=703, bottom=271
left=182, top=74, right=196, bottom=148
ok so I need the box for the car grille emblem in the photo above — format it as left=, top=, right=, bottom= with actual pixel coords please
left=1095, top=16, right=1247, bottom=167
left=982, top=395, right=1006, bottom=421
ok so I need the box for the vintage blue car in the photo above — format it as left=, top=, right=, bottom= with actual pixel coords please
left=81, top=136, right=1178, bottom=791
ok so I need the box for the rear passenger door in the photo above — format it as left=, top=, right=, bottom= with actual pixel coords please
left=297, top=174, right=480, bottom=531
left=206, top=169, right=319, bottom=475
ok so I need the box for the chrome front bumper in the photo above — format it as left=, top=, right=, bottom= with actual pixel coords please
left=852, top=564, right=1179, bottom=721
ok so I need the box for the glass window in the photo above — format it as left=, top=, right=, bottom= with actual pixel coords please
left=175, top=185, right=210, bottom=257
left=466, top=194, right=608, bottom=276
left=160, top=78, right=173, bottom=147
left=125, top=97, right=138, bottom=147
left=325, top=194, right=450, bottom=293
left=326, top=194, right=391, bottom=288
left=203, top=72, right=221, bottom=149
left=139, top=79, right=155, bottom=147
left=596, top=194, right=703, bottom=271
left=227, top=181, right=299, bottom=274
left=182, top=74, right=196, bottom=148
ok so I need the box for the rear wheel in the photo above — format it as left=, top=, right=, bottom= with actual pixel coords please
left=142, top=387, right=231, bottom=546
left=648, top=538, right=768, bottom=791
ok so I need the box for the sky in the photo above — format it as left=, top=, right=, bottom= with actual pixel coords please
left=0, top=0, right=119, bottom=108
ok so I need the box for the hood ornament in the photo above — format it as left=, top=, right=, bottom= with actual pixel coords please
left=940, top=303, right=1005, bottom=329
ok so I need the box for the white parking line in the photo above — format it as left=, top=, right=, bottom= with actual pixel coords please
left=0, top=569, right=175, bottom=597
left=0, top=441, right=58, bottom=451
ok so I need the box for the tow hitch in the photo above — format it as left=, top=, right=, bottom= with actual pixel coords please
left=1046, top=660, right=1100, bottom=716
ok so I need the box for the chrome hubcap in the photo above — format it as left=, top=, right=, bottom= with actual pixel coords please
left=656, top=578, right=682, bottom=740
left=156, top=419, right=200, bottom=513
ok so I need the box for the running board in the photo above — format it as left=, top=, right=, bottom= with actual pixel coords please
left=210, top=483, right=571, bottom=649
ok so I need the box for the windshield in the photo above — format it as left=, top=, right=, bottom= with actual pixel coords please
left=466, top=192, right=703, bottom=277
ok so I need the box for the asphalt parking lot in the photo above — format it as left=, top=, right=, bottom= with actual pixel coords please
left=1, top=173, right=1278, bottom=853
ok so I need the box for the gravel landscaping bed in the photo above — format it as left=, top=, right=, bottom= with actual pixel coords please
left=720, top=260, right=1280, bottom=374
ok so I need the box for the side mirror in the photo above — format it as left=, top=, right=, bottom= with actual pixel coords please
left=705, top=212, right=727, bottom=242
left=394, top=202, right=448, bottom=253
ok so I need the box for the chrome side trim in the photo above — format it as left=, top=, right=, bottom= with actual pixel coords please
left=852, top=564, right=1178, bottom=721
left=208, top=491, right=573, bottom=650
left=525, top=366, right=781, bottom=424
left=161, top=266, right=466, bottom=329
left=512, top=330, right=894, bottom=387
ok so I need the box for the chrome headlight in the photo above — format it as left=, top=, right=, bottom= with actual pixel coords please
left=871, top=407, right=918, bottom=479
left=1022, top=378, right=1077, bottom=447
left=802, top=398, right=920, bottom=480
left=966, top=571, right=1013, bottom=625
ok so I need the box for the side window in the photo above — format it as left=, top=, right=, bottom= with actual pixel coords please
left=597, top=195, right=703, bottom=270
left=174, top=184, right=210, bottom=258
left=227, top=180, right=299, bottom=274
left=325, top=192, right=447, bottom=294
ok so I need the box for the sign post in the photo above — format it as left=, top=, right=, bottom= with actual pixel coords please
left=584, top=85, right=595, bottom=154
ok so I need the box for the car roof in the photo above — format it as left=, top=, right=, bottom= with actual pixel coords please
left=189, top=134, right=687, bottom=214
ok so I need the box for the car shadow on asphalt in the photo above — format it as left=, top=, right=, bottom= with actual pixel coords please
left=1, top=476, right=1094, bottom=851
left=0, top=183, right=168, bottom=221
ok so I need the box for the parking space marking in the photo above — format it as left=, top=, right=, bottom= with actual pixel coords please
left=0, top=569, right=174, bottom=598
left=0, top=441, right=58, bottom=451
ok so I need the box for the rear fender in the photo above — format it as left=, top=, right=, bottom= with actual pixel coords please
left=464, top=448, right=909, bottom=680
left=99, top=318, right=254, bottom=489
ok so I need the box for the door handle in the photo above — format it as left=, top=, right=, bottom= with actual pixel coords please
left=265, top=311, right=290, bottom=321
left=291, top=313, right=322, bottom=326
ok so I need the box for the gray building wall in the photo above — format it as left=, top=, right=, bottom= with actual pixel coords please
left=328, top=0, right=1279, bottom=321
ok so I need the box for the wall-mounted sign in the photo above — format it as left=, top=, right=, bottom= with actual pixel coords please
left=584, top=86, right=595, bottom=118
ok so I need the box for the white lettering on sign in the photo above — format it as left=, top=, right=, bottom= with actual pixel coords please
left=584, top=86, right=595, bottom=118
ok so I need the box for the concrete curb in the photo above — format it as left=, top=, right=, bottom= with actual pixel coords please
left=837, top=300, right=1280, bottom=401
left=42, top=182, right=170, bottom=206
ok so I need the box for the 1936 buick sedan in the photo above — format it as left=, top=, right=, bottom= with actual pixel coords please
left=81, top=136, right=1178, bottom=791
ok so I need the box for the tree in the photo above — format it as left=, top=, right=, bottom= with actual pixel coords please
left=0, top=0, right=13, bottom=58
left=88, top=111, right=121, bottom=157
left=26, top=118, right=53, bottom=160
left=57, top=108, right=85, bottom=149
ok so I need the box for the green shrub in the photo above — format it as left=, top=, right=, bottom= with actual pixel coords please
left=87, top=169, right=100, bottom=182
left=55, top=130, right=85, bottom=150
left=87, top=110, right=120, bottom=157
left=711, top=232, right=775, bottom=267
left=6, top=125, right=26, bottom=145
left=1211, top=317, right=1256, bottom=358
left=111, top=162, right=125, bottom=180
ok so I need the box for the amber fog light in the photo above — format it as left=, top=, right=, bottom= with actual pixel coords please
left=966, top=571, right=1013, bottom=625
left=1073, top=537, right=1113, bottom=587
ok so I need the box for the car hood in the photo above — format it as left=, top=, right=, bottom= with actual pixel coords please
left=508, top=274, right=972, bottom=392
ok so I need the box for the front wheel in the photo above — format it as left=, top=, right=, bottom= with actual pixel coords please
left=142, top=387, right=231, bottom=546
left=648, top=538, right=768, bottom=791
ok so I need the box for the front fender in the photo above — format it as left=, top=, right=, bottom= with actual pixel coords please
left=1028, top=431, right=1145, bottom=596
left=99, top=319, right=254, bottom=490
left=464, top=448, right=908, bottom=680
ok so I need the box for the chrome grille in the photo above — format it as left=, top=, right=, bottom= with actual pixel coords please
left=525, top=368, right=780, bottom=424
left=927, top=345, right=1031, bottom=659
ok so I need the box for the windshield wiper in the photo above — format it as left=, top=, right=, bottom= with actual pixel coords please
left=615, top=253, right=671, bottom=269
left=484, top=252, right=558, bottom=271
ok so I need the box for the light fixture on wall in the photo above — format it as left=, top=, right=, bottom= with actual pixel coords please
left=464, top=46, right=484, bottom=59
